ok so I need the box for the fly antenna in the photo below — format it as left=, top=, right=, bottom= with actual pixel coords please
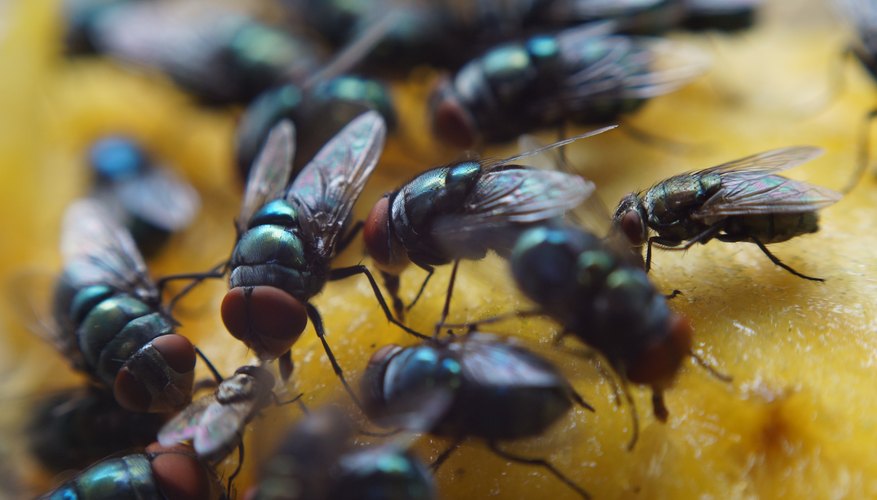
left=497, top=125, right=618, bottom=166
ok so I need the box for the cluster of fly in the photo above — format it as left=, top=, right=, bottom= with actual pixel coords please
left=31, top=0, right=865, bottom=499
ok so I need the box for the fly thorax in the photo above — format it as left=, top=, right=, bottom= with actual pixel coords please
left=393, top=163, right=482, bottom=265
left=77, top=294, right=156, bottom=374
left=383, top=346, right=462, bottom=409
left=481, top=44, right=536, bottom=101
left=96, top=312, right=175, bottom=382
left=230, top=219, right=320, bottom=298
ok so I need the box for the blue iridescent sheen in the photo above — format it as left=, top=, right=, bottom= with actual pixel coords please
left=41, top=454, right=158, bottom=500
left=89, top=137, right=146, bottom=182
left=364, top=335, right=576, bottom=441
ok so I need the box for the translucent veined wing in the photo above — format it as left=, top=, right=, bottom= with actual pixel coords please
left=692, top=146, right=825, bottom=177
left=6, top=269, right=85, bottom=370
left=115, top=166, right=200, bottom=231
left=237, top=120, right=296, bottom=234
left=431, top=167, right=593, bottom=238
left=533, top=27, right=708, bottom=112
left=61, top=199, right=155, bottom=298
left=190, top=398, right=255, bottom=462
left=91, top=3, right=241, bottom=100
left=157, top=394, right=215, bottom=447
left=691, top=146, right=841, bottom=218
left=287, top=111, right=386, bottom=257
left=456, top=333, right=565, bottom=389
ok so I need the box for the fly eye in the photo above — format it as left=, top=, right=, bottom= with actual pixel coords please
left=621, top=210, right=646, bottom=246
left=364, top=197, right=409, bottom=274
left=152, top=334, right=197, bottom=375
left=113, top=334, right=196, bottom=413
left=221, top=286, right=308, bottom=359
left=148, top=443, right=214, bottom=500
left=626, top=314, right=692, bottom=389
left=430, top=80, right=477, bottom=149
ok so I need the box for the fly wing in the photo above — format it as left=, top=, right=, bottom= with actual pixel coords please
left=692, top=147, right=840, bottom=218
left=157, top=394, right=216, bottom=447
left=431, top=167, right=593, bottom=245
left=61, top=199, right=155, bottom=297
left=457, top=334, right=564, bottom=390
left=190, top=399, right=254, bottom=462
left=237, top=120, right=296, bottom=234
left=91, top=3, right=247, bottom=102
left=286, top=111, right=386, bottom=258
left=6, top=270, right=85, bottom=370
left=116, top=167, right=200, bottom=232
left=533, top=27, right=708, bottom=112
left=693, top=146, right=824, bottom=177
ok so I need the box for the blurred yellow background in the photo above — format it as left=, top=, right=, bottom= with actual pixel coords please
left=1, top=0, right=876, bottom=498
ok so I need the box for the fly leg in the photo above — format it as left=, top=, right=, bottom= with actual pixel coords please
left=161, top=259, right=229, bottom=313
left=689, top=350, right=733, bottom=383
left=487, top=441, right=591, bottom=500
left=647, top=224, right=722, bottom=272
left=278, top=351, right=294, bottom=382
left=305, top=303, right=366, bottom=411
left=747, top=236, right=824, bottom=282
left=430, top=438, right=464, bottom=472
left=380, top=271, right=405, bottom=323
left=438, top=308, right=544, bottom=333
left=226, top=441, right=245, bottom=499
left=329, top=265, right=431, bottom=340
left=432, top=260, right=460, bottom=338
left=194, top=347, right=224, bottom=386
left=405, top=265, right=436, bottom=316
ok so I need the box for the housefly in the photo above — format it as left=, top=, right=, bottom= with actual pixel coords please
left=38, top=442, right=224, bottom=499
left=429, top=22, right=707, bottom=149
left=158, top=365, right=277, bottom=465
left=221, top=112, right=426, bottom=399
left=27, top=387, right=165, bottom=473
left=249, top=405, right=436, bottom=500
left=363, top=126, right=614, bottom=322
left=48, top=199, right=196, bottom=413
left=88, top=136, right=200, bottom=257
left=361, top=332, right=594, bottom=499
left=612, top=146, right=842, bottom=280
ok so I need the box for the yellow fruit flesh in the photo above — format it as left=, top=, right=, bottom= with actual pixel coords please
left=2, top=0, right=877, bottom=498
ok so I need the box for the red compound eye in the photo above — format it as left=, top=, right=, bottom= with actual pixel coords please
left=621, top=210, right=646, bottom=246
left=221, top=286, right=308, bottom=359
left=148, top=443, right=215, bottom=500
left=114, top=334, right=195, bottom=413
left=626, top=314, right=692, bottom=389
left=364, top=196, right=410, bottom=275
left=430, top=78, right=477, bottom=149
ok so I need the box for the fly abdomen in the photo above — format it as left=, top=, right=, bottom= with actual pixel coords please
left=95, top=311, right=174, bottom=381
left=449, top=383, right=573, bottom=441
left=724, top=212, right=820, bottom=244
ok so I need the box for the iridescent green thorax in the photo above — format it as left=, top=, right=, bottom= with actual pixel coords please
left=390, top=161, right=483, bottom=266
left=229, top=222, right=324, bottom=300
